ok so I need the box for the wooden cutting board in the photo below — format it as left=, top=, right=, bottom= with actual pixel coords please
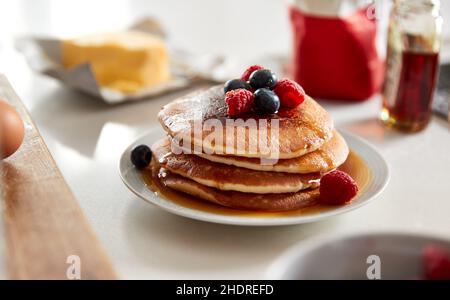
left=0, top=75, right=117, bottom=279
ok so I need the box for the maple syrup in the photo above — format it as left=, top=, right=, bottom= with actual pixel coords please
left=142, top=150, right=372, bottom=218
left=381, top=51, right=439, bottom=132
left=380, top=0, right=442, bottom=132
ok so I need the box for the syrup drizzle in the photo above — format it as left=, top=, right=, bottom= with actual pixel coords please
left=142, top=150, right=372, bottom=217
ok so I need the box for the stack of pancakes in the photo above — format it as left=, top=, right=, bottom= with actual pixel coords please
left=151, top=86, right=349, bottom=211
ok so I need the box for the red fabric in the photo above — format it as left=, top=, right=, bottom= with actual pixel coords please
left=290, top=5, right=384, bottom=101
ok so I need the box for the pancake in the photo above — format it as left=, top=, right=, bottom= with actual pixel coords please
left=158, top=85, right=333, bottom=159
left=152, top=137, right=321, bottom=194
left=157, top=167, right=320, bottom=212
left=197, top=130, right=349, bottom=174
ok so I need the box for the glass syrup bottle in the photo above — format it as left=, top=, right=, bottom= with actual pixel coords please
left=380, top=0, right=443, bottom=132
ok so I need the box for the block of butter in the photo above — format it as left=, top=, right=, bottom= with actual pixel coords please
left=62, top=31, right=170, bottom=93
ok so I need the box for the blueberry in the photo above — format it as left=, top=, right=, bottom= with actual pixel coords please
left=224, top=79, right=251, bottom=93
left=249, top=69, right=277, bottom=89
left=253, top=88, right=280, bottom=114
left=131, top=145, right=152, bottom=169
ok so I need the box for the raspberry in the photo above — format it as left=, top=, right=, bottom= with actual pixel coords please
left=319, top=170, right=358, bottom=205
left=273, top=79, right=306, bottom=108
left=241, top=65, right=264, bottom=82
left=423, top=246, right=450, bottom=280
left=225, top=89, right=254, bottom=117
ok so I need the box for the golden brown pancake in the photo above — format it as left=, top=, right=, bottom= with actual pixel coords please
left=157, top=167, right=320, bottom=212
left=197, top=130, right=348, bottom=174
left=158, top=85, right=333, bottom=159
left=152, top=137, right=321, bottom=194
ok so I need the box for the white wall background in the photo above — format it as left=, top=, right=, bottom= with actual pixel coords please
left=0, top=0, right=448, bottom=61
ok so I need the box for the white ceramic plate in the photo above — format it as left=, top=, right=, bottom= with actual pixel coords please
left=267, top=232, right=450, bottom=279
left=119, top=127, right=389, bottom=226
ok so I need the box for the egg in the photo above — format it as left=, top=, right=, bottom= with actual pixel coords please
left=0, top=100, right=25, bottom=159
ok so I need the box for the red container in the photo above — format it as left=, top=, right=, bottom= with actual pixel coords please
left=289, top=4, right=384, bottom=101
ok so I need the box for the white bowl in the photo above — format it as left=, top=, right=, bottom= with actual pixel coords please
left=268, top=232, right=450, bottom=279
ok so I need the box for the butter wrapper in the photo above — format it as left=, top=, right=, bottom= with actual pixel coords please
left=14, top=19, right=227, bottom=104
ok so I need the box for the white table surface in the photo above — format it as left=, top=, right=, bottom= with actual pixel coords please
left=0, top=0, right=450, bottom=279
